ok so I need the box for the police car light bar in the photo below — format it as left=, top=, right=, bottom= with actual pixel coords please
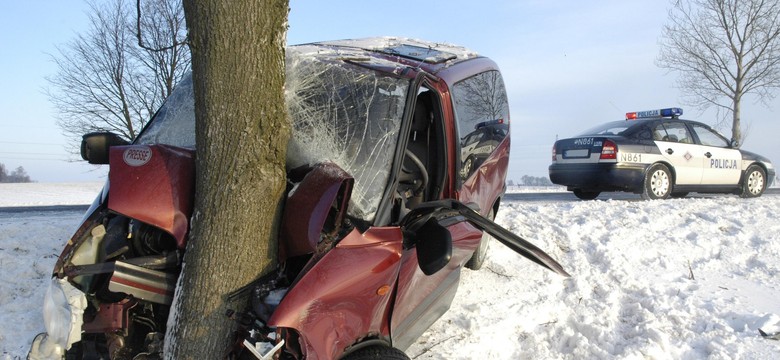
left=626, top=107, right=683, bottom=120
left=474, top=118, right=504, bottom=129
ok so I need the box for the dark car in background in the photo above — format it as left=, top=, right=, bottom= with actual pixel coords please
left=29, top=37, right=568, bottom=360
left=549, top=107, right=775, bottom=200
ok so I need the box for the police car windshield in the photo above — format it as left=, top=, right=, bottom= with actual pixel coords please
left=577, top=121, right=633, bottom=136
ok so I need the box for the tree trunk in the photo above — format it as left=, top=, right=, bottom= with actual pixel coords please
left=165, top=1, right=290, bottom=358
left=732, top=94, right=741, bottom=146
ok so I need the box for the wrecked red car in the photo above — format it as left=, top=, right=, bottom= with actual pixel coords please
left=28, top=37, right=568, bottom=360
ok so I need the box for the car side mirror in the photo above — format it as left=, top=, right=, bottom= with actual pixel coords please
left=401, top=199, right=571, bottom=277
left=730, top=139, right=740, bottom=148
left=81, top=132, right=130, bottom=164
left=408, top=217, right=452, bottom=275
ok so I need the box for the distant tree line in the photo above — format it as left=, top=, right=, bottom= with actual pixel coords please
left=0, top=163, right=32, bottom=183
left=508, top=176, right=552, bottom=187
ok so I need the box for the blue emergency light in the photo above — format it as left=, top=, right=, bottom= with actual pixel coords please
left=626, top=107, right=683, bottom=120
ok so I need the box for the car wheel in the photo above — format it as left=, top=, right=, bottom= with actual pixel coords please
left=461, top=156, right=474, bottom=179
left=466, top=208, right=494, bottom=270
left=670, top=192, right=688, bottom=198
left=642, top=163, right=672, bottom=200
left=739, top=165, right=766, bottom=198
left=573, top=189, right=600, bottom=200
left=342, top=346, right=410, bottom=360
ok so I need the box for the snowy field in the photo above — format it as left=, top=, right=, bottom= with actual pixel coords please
left=1, top=183, right=780, bottom=359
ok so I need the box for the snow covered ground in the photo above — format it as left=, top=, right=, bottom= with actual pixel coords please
left=1, top=183, right=779, bottom=359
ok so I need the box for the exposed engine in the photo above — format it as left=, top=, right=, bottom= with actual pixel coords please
left=61, top=213, right=180, bottom=359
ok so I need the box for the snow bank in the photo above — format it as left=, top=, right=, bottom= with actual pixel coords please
left=406, top=196, right=780, bottom=359
left=1, top=183, right=779, bottom=359
left=0, top=182, right=104, bottom=207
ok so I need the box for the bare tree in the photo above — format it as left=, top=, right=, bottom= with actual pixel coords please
left=47, top=0, right=189, bottom=151
left=455, top=70, right=508, bottom=122
left=657, top=0, right=780, bottom=144
left=0, top=164, right=33, bottom=183
left=132, top=0, right=190, bottom=105
left=164, top=0, right=290, bottom=358
left=8, top=166, right=32, bottom=183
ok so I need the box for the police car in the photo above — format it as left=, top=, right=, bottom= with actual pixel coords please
left=548, top=107, right=775, bottom=200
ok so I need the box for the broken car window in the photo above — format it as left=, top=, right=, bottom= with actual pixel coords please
left=135, top=46, right=410, bottom=223
left=285, top=47, right=409, bottom=221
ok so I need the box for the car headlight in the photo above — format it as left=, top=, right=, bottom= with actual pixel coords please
left=41, top=277, right=87, bottom=354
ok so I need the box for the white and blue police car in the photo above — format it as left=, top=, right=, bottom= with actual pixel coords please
left=548, top=108, right=775, bottom=200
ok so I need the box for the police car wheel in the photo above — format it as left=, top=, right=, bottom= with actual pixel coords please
left=573, top=189, right=600, bottom=200
left=642, top=163, right=672, bottom=200
left=462, top=157, right=474, bottom=177
left=740, top=165, right=766, bottom=198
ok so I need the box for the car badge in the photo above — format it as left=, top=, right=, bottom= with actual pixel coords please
left=684, top=152, right=693, bottom=161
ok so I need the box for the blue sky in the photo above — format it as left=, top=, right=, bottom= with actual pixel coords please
left=1, top=0, right=778, bottom=182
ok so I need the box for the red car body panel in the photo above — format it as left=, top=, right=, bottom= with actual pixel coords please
left=425, top=56, right=510, bottom=215
left=459, top=139, right=511, bottom=213
left=108, top=145, right=195, bottom=248
left=269, top=227, right=404, bottom=359
left=279, top=163, right=354, bottom=262
left=390, top=221, right=482, bottom=349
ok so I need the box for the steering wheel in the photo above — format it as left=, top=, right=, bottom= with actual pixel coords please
left=398, top=149, right=429, bottom=196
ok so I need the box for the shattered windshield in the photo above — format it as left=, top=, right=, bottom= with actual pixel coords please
left=285, top=47, right=408, bottom=221
left=135, top=47, right=409, bottom=222
left=135, top=75, right=195, bottom=148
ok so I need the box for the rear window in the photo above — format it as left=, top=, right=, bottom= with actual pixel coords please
left=577, top=121, right=633, bottom=136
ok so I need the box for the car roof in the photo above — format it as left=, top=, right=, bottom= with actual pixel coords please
left=292, top=37, right=482, bottom=75
left=625, top=118, right=713, bottom=128
left=576, top=118, right=718, bottom=137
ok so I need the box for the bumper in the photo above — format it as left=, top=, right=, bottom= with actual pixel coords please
left=549, top=162, right=649, bottom=192
left=27, top=278, right=87, bottom=360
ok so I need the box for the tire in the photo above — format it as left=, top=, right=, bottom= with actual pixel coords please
left=342, top=346, right=410, bottom=360
left=466, top=208, right=494, bottom=270
left=573, top=189, right=600, bottom=200
left=670, top=192, right=688, bottom=198
left=461, top=156, right=475, bottom=180
left=739, top=165, right=766, bottom=198
left=642, top=163, right=672, bottom=200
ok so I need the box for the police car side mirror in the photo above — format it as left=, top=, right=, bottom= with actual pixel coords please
left=730, top=139, right=740, bottom=148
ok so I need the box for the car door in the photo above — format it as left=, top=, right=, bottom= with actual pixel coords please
left=390, top=200, right=569, bottom=351
left=653, top=121, right=703, bottom=185
left=390, top=217, right=482, bottom=350
left=390, top=84, right=484, bottom=350
left=391, top=71, right=509, bottom=349
left=689, top=123, right=742, bottom=185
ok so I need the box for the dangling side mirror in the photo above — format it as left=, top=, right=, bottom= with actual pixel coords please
left=407, top=217, right=452, bottom=275
left=401, top=199, right=571, bottom=277
left=81, top=132, right=130, bottom=164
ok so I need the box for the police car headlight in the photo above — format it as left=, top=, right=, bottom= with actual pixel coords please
left=42, top=277, right=87, bottom=353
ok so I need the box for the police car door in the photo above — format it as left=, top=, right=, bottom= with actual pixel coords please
left=653, top=121, right=702, bottom=185
left=689, top=123, right=741, bottom=185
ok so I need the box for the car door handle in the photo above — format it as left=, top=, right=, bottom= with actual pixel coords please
left=666, top=148, right=674, bottom=155
left=704, top=152, right=712, bottom=158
